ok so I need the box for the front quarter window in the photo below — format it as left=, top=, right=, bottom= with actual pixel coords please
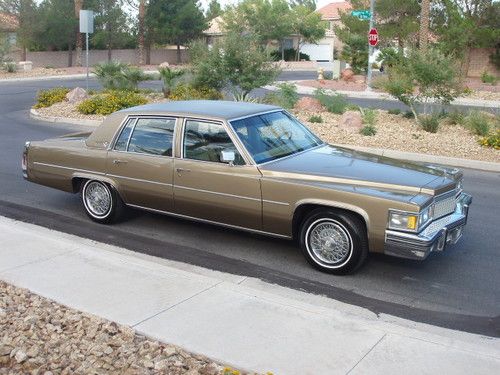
left=230, top=111, right=323, bottom=164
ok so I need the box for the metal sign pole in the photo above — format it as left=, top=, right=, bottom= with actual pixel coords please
left=86, top=32, right=89, bottom=91
left=366, top=0, right=375, bottom=91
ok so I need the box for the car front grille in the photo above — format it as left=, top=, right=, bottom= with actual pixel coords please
left=433, top=193, right=457, bottom=219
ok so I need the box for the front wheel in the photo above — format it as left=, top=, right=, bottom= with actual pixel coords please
left=82, top=180, right=123, bottom=224
left=299, top=209, right=368, bottom=274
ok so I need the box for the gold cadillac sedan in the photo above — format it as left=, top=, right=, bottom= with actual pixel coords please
left=22, top=101, right=472, bottom=274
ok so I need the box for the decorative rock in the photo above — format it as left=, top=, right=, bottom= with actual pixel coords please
left=0, top=344, right=13, bottom=356
left=294, top=97, right=325, bottom=112
left=341, top=68, right=355, bottom=82
left=65, top=87, right=88, bottom=103
left=340, top=111, right=363, bottom=132
left=18, top=61, right=33, bottom=71
left=14, top=349, right=28, bottom=363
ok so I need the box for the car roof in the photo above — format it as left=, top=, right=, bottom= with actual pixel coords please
left=120, top=100, right=281, bottom=120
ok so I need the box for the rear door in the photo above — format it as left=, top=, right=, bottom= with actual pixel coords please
left=106, top=116, right=176, bottom=212
left=173, top=118, right=262, bottom=230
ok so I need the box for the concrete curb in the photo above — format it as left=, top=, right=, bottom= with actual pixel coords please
left=0, top=70, right=159, bottom=83
left=29, top=108, right=102, bottom=127
left=336, top=144, right=500, bottom=172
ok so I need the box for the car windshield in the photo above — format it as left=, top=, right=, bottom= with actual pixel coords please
left=230, top=111, right=323, bottom=164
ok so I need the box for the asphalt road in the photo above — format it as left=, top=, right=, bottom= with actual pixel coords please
left=1, top=78, right=499, bottom=337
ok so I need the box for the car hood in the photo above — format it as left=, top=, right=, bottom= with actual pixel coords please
left=258, top=145, right=461, bottom=195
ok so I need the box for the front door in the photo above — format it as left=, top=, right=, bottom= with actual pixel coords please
left=106, top=116, right=176, bottom=212
left=173, top=119, right=262, bottom=230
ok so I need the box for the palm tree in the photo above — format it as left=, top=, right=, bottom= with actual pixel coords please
left=138, top=0, right=146, bottom=65
left=419, top=0, right=430, bottom=51
left=75, top=0, right=83, bottom=66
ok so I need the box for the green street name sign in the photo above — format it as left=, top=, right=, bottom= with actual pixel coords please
left=351, top=10, right=371, bottom=20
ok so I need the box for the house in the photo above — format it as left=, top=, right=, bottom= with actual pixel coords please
left=202, top=1, right=352, bottom=62
left=0, top=12, right=18, bottom=46
left=299, top=1, right=352, bottom=62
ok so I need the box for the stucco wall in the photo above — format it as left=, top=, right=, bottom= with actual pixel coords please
left=467, top=48, right=499, bottom=78
left=8, top=48, right=188, bottom=68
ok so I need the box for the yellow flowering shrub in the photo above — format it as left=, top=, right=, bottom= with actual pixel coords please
left=479, top=130, right=500, bottom=150
left=33, top=87, right=70, bottom=108
left=77, top=90, right=147, bottom=115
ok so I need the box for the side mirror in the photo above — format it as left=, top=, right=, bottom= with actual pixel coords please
left=221, top=150, right=236, bottom=165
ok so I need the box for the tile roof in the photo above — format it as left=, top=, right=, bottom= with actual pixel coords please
left=317, top=1, right=352, bottom=20
left=0, top=12, right=18, bottom=32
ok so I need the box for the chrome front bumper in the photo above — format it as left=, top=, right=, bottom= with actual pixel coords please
left=384, top=193, right=472, bottom=260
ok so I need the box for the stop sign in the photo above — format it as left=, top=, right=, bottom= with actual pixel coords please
left=368, top=28, right=379, bottom=47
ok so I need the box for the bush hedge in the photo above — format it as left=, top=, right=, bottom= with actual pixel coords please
left=169, top=84, right=223, bottom=101
left=34, top=87, right=70, bottom=108
left=77, top=90, right=147, bottom=115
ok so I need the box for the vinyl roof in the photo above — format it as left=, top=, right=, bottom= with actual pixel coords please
left=121, top=100, right=281, bottom=120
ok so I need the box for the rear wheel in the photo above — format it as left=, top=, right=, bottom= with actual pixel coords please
left=81, top=180, right=123, bottom=224
left=299, top=209, right=368, bottom=274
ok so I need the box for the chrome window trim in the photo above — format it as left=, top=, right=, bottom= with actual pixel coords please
left=227, top=110, right=325, bottom=167
left=175, top=185, right=260, bottom=202
left=126, top=203, right=291, bottom=239
left=180, top=117, right=253, bottom=166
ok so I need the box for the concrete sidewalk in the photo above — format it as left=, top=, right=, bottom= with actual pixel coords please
left=1, top=216, right=499, bottom=374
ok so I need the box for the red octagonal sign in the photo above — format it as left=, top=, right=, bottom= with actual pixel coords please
left=368, top=28, right=379, bottom=47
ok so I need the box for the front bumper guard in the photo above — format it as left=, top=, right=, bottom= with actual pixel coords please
left=384, top=193, right=472, bottom=260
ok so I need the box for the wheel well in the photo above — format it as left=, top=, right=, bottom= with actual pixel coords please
left=72, top=177, right=86, bottom=193
left=292, top=204, right=368, bottom=240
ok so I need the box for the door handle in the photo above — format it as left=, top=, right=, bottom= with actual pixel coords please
left=176, top=167, right=191, bottom=173
left=112, top=159, right=128, bottom=165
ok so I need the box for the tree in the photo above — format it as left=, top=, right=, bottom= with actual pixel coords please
left=189, top=33, right=281, bottom=96
left=206, top=0, right=222, bottom=20
left=125, top=0, right=147, bottom=64
left=290, top=0, right=316, bottom=12
left=87, top=0, right=135, bottom=61
left=74, top=0, right=83, bottom=66
left=375, top=0, right=420, bottom=49
left=37, top=0, right=77, bottom=66
left=419, top=0, right=430, bottom=51
left=290, top=5, right=326, bottom=61
left=146, top=0, right=206, bottom=63
left=0, top=0, right=39, bottom=61
left=432, top=0, right=500, bottom=74
left=340, top=34, right=368, bottom=73
left=381, top=48, right=462, bottom=122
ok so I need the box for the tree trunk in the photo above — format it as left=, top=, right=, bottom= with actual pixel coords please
left=296, top=37, right=301, bottom=61
left=146, top=41, right=151, bottom=65
left=74, top=0, right=83, bottom=66
left=461, top=47, right=471, bottom=78
left=138, top=0, right=146, bottom=65
left=176, top=43, right=181, bottom=64
left=68, top=43, right=73, bottom=67
left=419, top=0, right=430, bottom=51
left=281, top=39, right=285, bottom=61
left=21, top=46, right=27, bottom=61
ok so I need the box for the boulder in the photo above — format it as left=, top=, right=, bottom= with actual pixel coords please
left=341, top=68, right=355, bottom=82
left=340, top=111, right=363, bottom=132
left=66, top=87, right=88, bottom=103
left=158, top=62, right=170, bottom=69
left=294, top=97, right=325, bottom=112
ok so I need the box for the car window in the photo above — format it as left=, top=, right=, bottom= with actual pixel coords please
left=114, top=118, right=136, bottom=151
left=183, top=120, right=244, bottom=165
left=127, top=118, right=176, bottom=156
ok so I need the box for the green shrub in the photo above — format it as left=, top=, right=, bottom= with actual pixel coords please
left=419, top=114, right=440, bottom=133
left=447, top=111, right=464, bottom=125
left=314, top=89, right=348, bottom=114
left=276, top=83, right=299, bottom=109
left=5, top=62, right=16, bottom=73
left=479, top=130, right=500, bottom=150
left=480, top=71, right=497, bottom=85
left=169, top=84, right=223, bottom=101
left=360, top=124, right=377, bottom=136
left=387, top=108, right=401, bottom=115
left=308, top=115, right=323, bottom=123
left=465, top=111, right=491, bottom=136
left=77, top=90, right=147, bottom=115
left=403, top=111, right=414, bottom=119
left=34, top=87, right=70, bottom=108
left=361, top=108, right=377, bottom=126
left=158, top=67, right=185, bottom=98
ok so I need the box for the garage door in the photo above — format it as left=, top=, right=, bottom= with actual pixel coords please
left=300, top=44, right=332, bottom=62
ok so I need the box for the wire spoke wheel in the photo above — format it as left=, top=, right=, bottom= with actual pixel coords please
left=306, top=219, right=353, bottom=267
left=83, top=181, right=112, bottom=218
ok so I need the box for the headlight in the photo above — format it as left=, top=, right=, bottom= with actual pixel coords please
left=388, top=206, right=433, bottom=232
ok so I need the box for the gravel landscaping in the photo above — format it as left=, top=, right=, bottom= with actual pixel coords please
left=0, top=281, right=240, bottom=375
left=293, top=110, right=500, bottom=163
